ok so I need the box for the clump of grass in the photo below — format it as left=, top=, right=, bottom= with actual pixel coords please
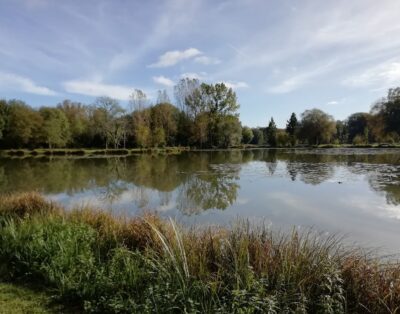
left=0, top=193, right=399, bottom=313
left=0, top=192, right=59, bottom=217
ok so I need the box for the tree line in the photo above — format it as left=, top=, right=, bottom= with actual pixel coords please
left=0, top=79, right=399, bottom=149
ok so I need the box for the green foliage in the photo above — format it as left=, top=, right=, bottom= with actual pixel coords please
left=276, top=130, right=291, bottom=147
left=152, top=127, right=166, bottom=147
left=372, top=87, right=400, bottom=136
left=39, top=107, right=71, bottom=148
left=285, top=112, right=298, bottom=136
left=183, top=82, right=242, bottom=148
left=0, top=282, right=61, bottom=313
left=241, top=127, right=254, bottom=144
left=216, top=115, right=242, bottom=148
left=250, top=128, right=264, bottom=145
left=266, top=118, right=277, bottom=147
left=58, top=100, right=90, bottom=147
left=0, top=99, right=8, bottom=140
left=3, top=100, right=42, bottom=148
left=93, top=97, right=126, bottom=149
left=335, top=120, right=348, bottom=144
left=1, top=86, right=400, bottom=148
left=0, top=194, right=400, bottom=313
left=298, top=109, right=337, bottom=145
left=346, top=112, right=370, bottom=143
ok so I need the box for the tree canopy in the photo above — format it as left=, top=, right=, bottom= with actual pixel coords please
left=1, top=85, right=400, bottom=149
left=298, top=109, right=336, bottom=145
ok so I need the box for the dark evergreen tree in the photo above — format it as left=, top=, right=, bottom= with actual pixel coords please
left=286, top=112, right=298, bottom=136
left=266, top=118, right=277, bottom=147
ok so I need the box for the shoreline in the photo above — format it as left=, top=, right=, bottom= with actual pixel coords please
left=1, top=144, right=400, bottom=158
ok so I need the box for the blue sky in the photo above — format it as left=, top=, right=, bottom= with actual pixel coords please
left=1, top=0, right=400, bottom=127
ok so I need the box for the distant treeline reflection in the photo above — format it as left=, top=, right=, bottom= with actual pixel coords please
left=0, top=150, right=399, bottom=212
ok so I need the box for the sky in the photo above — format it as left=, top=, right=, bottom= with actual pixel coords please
left=1, top=0, right=400, bottom=127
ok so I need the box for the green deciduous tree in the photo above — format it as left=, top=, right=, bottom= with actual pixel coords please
left=335, top=120, right=348, bottom=144
left=57, top=100, right=90, bottom=147
left=39, top=107, right=70, bottom=148
left=371, top=87, right=400, bottom=138
left=151, top=103, right=179, bottom=146
left=250, top=128, right=264, bottom=145
left=180, top=82, right=241, bottom=148
left=94, top=97, right=125, bottom=149
left=242, top=126, right=254, bottom=144
left=174, top=78, right=201, bottom=112
left=5, top=100, right=42, bottom=148
left=0, top=99, right=8, bottom=141
left=298, top=109, right=336, bottom=145
left=346, top=112, right=370, bottom=143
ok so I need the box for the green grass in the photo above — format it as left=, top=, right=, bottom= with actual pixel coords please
left=0, top=193, right=399, bottom=313
left=0, top=282, right=69, bottom=314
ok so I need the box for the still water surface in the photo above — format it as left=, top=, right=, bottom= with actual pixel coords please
left=1, top=148, right=400, bottom=252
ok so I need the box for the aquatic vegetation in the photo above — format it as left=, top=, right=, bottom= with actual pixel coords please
left=0, top=193, right=399, bottom=313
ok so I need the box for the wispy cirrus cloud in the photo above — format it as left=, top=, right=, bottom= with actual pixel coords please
left=153, top=75, right=174, bottom=87
left=149, top=48, right=202, bottom=68
left=326, top=100, right=339, bottom=105
left=149, top=48, right=220, bottom=68
left=268, top=62, right=334, bottom=94
left=194, top=56, right=221, bottom=65
left=223, top=81, right=249, bottom=89
left=343, top=61, right=400, bottom=89
left=63, top=79, right=135, bottom=100
left=0, top=71, right=57, bottom=96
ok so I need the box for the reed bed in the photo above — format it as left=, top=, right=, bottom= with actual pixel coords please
left=0, top=192, right=399, bottom=313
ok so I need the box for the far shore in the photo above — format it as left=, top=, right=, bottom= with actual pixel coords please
left=1, top=144, right=400, bottom=158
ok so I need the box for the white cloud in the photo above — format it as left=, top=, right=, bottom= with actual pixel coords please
left=194, top=56, right=221, bottom=65
left=149, top=48, right=202, bottom=67
left=343, top=61, right=400, bottom=88
left=153, top=75, right=174, bottom=87
left=326, top=100, right=339, bottom=105
left=180, top=72, right=207, bottom=80
left=0, top=71, right=57, bottom=96
left=63, top=79, right=135, bottom=100
left=222, top=81, right=249, bottom=89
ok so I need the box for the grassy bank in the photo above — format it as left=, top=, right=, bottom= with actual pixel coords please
left=315, top=143, right=400, bottom=149
left=0, top=147, right=190, bottom=158
left=0, top=193, right=399, bottom=313
left=1, top=144, right=400, bottom=158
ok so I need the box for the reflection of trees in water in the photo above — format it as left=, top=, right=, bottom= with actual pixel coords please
left=381, top=184, right=400, bottom=206
left=2, top=149, right=400, bottom=211
left=343, top=158, right=400, bottom=206
left=297, top=163, right=334, bottom=185
left=0, top=152, right=245, bottom=213
left=177, top=164, right=240, bottom=215
left=278, top=153, right=336, bottom=185
left=366, top=168, right=400, bottom=206
left=262, top=150, right=278, bottom=175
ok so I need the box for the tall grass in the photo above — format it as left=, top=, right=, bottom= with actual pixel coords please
left=0, top=192, right=399, bottom=313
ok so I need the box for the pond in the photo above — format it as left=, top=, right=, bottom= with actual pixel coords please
left=1, top=148, right=400, bottom=253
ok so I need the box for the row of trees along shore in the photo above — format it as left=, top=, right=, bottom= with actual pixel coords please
left=0, top=79, right=399, bottom=149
